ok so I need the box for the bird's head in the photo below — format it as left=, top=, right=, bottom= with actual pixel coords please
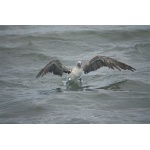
left=76, top=61, right=82, bottom=68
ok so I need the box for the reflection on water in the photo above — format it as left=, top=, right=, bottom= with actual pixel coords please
left=62, top=79, right=83, bottom=91
left=51, top=80, right=128, bottom=92
left=52, top=79, right=150, bottom=93
left=42, top=79, right=150, bottom=93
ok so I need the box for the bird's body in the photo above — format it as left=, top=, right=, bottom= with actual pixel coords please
left=36, top=55, right=136, bottom=84
left=69, top=66, right=83, bottom=80
left=68, top=61, right=83, bottom=81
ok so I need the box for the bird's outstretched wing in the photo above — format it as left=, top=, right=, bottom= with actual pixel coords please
left=83, top=55, right=136, bottom=74
left=36, top=60, right=71, bottom=78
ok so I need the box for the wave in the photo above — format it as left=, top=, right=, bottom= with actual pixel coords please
left=28, top=28, right=150, bottom=42
left=98, top=79, right=150, bottom=92
left=20, top=52, right=56, bottom=61
left=135, top=42, right=150, bottom=52
left=0, top=39, right=36, bottom=51
left=1, top=26, right=149, bottom=42
left=0, top=80, right=28, bottom=88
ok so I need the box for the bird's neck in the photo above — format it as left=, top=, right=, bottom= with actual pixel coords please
left=76, top=66, right=82, bottom=69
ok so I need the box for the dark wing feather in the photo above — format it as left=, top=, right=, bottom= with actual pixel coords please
left=83, top=55, right=136, bottom=74
left=36, top=60, right=71, bottom=78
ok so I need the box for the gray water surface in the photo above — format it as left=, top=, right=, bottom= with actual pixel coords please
left=0, top=25, right=150, bottom=123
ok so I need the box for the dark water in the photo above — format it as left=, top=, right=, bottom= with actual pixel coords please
left=0, top=25, right=150, bottom=124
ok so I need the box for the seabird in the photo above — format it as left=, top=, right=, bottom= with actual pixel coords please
left=36, top=55, right=136, bottom=82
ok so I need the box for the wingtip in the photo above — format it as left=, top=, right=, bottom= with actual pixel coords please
left=130, top=67, right=136, bottom=72
left=36, top=72, right=41, bottom=78
left=132, top=68, right=136, bottom=72
left=36, top=75, right=40, bottom=78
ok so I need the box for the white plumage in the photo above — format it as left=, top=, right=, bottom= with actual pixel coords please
left=68, top=61, right=83, bottom=80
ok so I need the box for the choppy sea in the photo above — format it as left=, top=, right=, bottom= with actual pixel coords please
left=0, top=25, right=150, bottom=123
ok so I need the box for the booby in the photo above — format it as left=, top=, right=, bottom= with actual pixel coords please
left=36, top=55, right=136, bottom=82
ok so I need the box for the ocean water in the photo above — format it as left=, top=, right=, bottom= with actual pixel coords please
left=0, top=25, right=150, bottom=124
